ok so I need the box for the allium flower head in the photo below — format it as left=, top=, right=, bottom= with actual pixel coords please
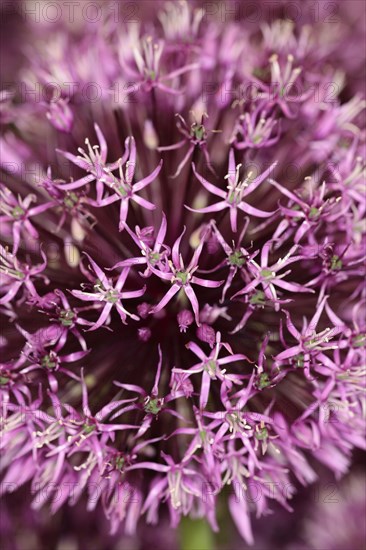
left=1, top=1, right=365, bottom=546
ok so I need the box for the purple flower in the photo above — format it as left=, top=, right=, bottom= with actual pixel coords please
left=204, top=218, right=252, bottom=302
left=188, top=150, right=277, bottom=231
left=231, top=103, right=280, bottom=150
left=0, top=245, right=47, bottom=305
left=232, top=240, right=314, bottom=310
left=16, top=323, right=88, bottom=392
left=120, top=35, right=199, bottom=96
left=173, top=332, right=248, bottom=409
left=111, top=213, right=168, bottom=276
left=1, top=2, right=365, bottom=547
left=274, top=297, right=345, bottom=379
left=46, top=95, right=74, bottom=133
left=113, top=346, right=185, bottom=438
left=71, top=254, right=146, bottom=330
left=0, top=186, right=53, bottom=254
left=55, top=123, right=121, bottom=200
left=149, top=227, right=223, bottom=325
left=253, top=54, right=309, bottom=118
left=93, top=138, right=163, bottom=230
left=158, top=112, right=217, bottom=177
left=56, top=129, right=162, bottom=228
left=126, top=452, right=211, bottom=529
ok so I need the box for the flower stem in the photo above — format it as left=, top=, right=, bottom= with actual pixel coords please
left=179, top=517, right=215, bottom=550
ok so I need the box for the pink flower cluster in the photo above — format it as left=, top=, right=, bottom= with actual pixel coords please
left=0, top=0, right=365, bottom=545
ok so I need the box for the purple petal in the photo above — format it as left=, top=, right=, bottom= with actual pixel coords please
left=152, top=284, right=180, bottom=314
left=192, top=164, right=226, bottom=198
left=133, top=160, right=163, bottom=192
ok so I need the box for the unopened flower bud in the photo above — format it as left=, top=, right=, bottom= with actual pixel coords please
left=196, top=323, right=216, bottom=348
left=138, top=327, right=152, bottom=342
left=177, top=309, right=194, bottom=332
left=137, top=302, right=150, bottom=319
